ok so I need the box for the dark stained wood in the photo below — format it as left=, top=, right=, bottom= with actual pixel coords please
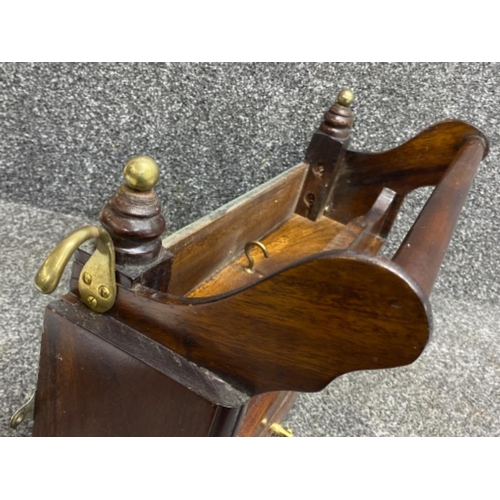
left=319, top=102, right=354, bottom=140
left=172, top=185, right=401, bottom=301
left=237, top=391, right=297, bottom=437
left=74, top=247, right=173, bottom=293
left=163, top=164, right=307, bottom=296
left=30, top=99, right=490, bottom=438
left=58, top=296, right=249, bottom=407
left=295, top=133, right=348, bottom=221
left=324, top=188, right=397, bottom=253
left=188, top=214, right=344, bottom=298
left=208, top=405, right=247, bottom=437
left=100, top=184, right=166, bottom=266
left=295, top=96, right=353, bottom=221
left=325, top=121, right=488, bottom=226
left=140, top=250, right=174, bottom=292
left=393, top=136, right=486, bottom=296
left=33, top=301, right=239, bottom=436
left=103, top=252, right=432, bottom=395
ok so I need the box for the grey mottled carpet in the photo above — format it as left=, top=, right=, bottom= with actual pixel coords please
left=1, top=63, right=499, bottom=436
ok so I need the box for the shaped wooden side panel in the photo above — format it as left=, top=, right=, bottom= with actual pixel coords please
left=109, top=252, right=432, bottom=395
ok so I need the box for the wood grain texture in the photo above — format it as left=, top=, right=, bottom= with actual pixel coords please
left=326, top=120, right=488, bottom=225
left=54, top=296, right=250, bottom=407
left=319, top=101, right=354, bottom=140
left=296, top=98, right=353, bottom=220
left=295, top=133, right=348, bottom=220
left=163, top=164, right=307, bottom=296
left=33, top=300, right=245, bottom=436
left=188, top=214, right=344, bottom=298
left=237, top=391, right=297, bottom=437
left=324, top=188, right=397, bottom=254
left=74, top=247, right=174, bottom=293
left=33, top=114, right=489, bottom=436
left=100, top=184, right=166, bottom=266
left=106, top=252, right=432, bottom=395
left=393, top=136, right=486, bottom=295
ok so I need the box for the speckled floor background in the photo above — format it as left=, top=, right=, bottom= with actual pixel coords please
left=1, top=63, right=499, bottom=436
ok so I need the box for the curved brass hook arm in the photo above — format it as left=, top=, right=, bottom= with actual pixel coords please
left=35, top=226, right=116, bottom=313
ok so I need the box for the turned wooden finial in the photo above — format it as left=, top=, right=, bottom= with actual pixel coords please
left=99, top=155, right=166, bottom=267
left=319, top=88, right=354, bottom=140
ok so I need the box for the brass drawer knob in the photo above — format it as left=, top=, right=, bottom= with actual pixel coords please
left=269, top=422, right=293, bottom=437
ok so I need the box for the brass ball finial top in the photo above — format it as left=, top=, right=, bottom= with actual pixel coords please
left=337, top=89, right=354, bottom=107
left=123, top=155, right=160, bottom=191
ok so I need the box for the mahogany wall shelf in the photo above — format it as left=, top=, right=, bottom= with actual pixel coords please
left=10, top=89, right=489, bottom=436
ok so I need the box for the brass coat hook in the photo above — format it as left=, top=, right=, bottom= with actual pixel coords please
left=243, top=241, right=269, bottom=274
left=35, top=226, right=116, bottom=313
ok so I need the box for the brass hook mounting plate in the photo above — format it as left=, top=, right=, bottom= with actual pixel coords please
left=35, top=226, right=116, bottom=313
